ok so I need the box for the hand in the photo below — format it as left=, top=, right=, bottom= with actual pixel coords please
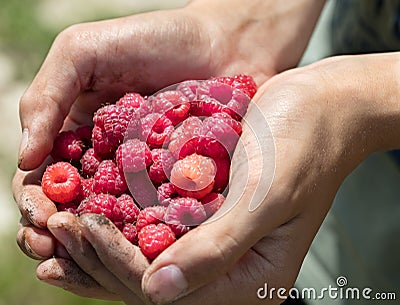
left=49, top=53, right=400, bottom=305
left=13, top=0, right=325, bottom=301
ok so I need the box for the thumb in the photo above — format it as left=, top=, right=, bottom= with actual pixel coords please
left=18, top=37, right=83, bottom=170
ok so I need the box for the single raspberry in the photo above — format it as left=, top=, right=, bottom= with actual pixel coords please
left=136, top=206, right=167, bottom=233
left=116, top=139, right=152, bottom=174
left=213, top=74, right=257, bottom=98
left=75, top=125, right=93, bottom=146
left=116, top=92, right=145, bottom=110
left=157, top=182, right=179, bottom=207
left=80, top=148, right=102, bottom=177
left=177, top=80, right=201, bottom=101
left=137, top=98, right=153, bottom=118
left=122, top=223, right=138, bottom=244
left=113, top=194, right=140, bottom=224
left=125, top=171, right=157, bottom=208
left=168, top=223, right=191, bottom=238
left=164, top=197, right=207, bottom=226
left=51, top=131, right=84, bottom=162
left=201, top=192, right=225, bottom=218
left=92, top=126, right=115, bottom=158
left=201, top=113, right=242, bottom=153
left=77, top=177, right=95, bottom=201
left=57, top=201, right=79, bottom=215
left=152, top=91, right=190, bottom=125
left=190, top=97, right=224, bottom=117
left=138, top=223, right=176, bottom=260
left=93, top=105, right=134, bottom=156
left=139, top=113, right=174, bottom=148
left=42, top=162, right=81, bottom=203
left=198, top=81, right=236, bottom=105
left=93, top=160, right=127, bottom=196
left=148, top=149, right=176, bottom=185
left=178, top=136, right=229, bottom=161
left=222, top=89, right=251, bottom=120
left=213, top=157, right=230, bottom=193
left=168, top=116, right=203, bottom=158
left=77, top=193, right=117, bottom=220
left=170, top=154, right=215, bottom=199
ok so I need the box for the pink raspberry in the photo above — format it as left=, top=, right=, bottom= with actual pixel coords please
left=93, top=160, right=127, bottom=196
left=164, top=197, right=207, bottom=226
left=152, top=90, right=190, bottom=125
left=125, top=171, right=157, bottom=208
left=77, top=193, right=117, bottom=220
left=51, top=131, right=84, bottom=162
left=75, top=125, right=93, bottom=146
left=189, top=97, right=224, bottom=117
left=222, top=89, right=251, bottom=120
left=168, top=116, right=203, bottom=158
left=42, top=162, right=81, bottom=204
left=170, top=154, right=216, bottom=199
left=213, top=74, right=257, bottom=98
left=116, top=139, right=152, bottom=174
left=116, top=92, right=145, bottom=110
left=138, top=223, right=176, bottom=260
left=148, top=149, right=176, bottom=185
left=80, top=148, right=102, bottom=177
left=157, top=182, right=179, bottom=207
left=113, top=194, right=140, bottom=225
left=201, top=112, right=242, bottom=153
left=122, top=223, right=138, bottom=244
left=139, top=113, right=174, bottom=148
left=136, top=206, right=167, bottom=233
left=201, top=192, right=225, bottom=218
left=177, top=80, right=201, bottom=101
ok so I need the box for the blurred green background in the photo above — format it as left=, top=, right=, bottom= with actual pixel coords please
left=0, top=1, right=186, bottom=304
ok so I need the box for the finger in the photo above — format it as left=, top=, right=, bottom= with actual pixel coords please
left=37, top=258, right=119, bottom=301
left=16, top=223, right=55, bottom=260
left=13, top=165, right=57, bottom=228
left=47, top=212, right=143, bottom=303
left=78, top=214, right=150, bottom=299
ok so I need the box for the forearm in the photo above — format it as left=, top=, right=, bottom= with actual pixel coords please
left=185, top=0, right=326, bottom=81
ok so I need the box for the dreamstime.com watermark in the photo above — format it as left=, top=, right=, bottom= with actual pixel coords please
left=257, top=276, right=397, bottom=301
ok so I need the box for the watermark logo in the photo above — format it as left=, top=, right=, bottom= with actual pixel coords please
left=257, top=276, right=397, bottom=301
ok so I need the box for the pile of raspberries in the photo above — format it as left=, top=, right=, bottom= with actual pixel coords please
left=41, top=75, right=257, bottom=260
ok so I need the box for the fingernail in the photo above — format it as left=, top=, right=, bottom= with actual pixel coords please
left=145, top=265, right=188, bottom=304
left=18, top=128, right=29, bottom=164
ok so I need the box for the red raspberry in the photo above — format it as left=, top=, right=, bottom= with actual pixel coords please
left=157, top=182, right=179, bottom=207
left=139, top=113, right=174, bottom=148
left=116, top=139, right=152, bottom=174
left=201, top=112, right=242, bottom=153
left=136, top=206, right=167, bottom=233
left=125, top=171, right=157, bottom=208
left=113, top=194, right=140, bottom=225
left=198, top=81, right=236, bottom=105
left=213, top=74, right=257, bottom=98
left=80, top=148, right=102, bottom=177
left=164, top=197, right=207, bottom=226
left=57, top=201, right=79, bottom=215
left=77, top=177, right=95, bottom=201
left=168, top=223, right=191, bottom=238
left=190, top=97, right=223, bottom=117
left=178, top=136, right=229, bottom=161
left=222, top=89, right=251, bottom=120
left=77, top=193, right=117, bottom=220
left=116, top=92, right=145, bottom=110
left=148, top=149, right=176, bottom=185
left=75, top=125, right=93, bottom=146
left=93, top=160, right=127, bottom=196
left=152, top=91, right=190, bottom=125
left=93, top=105, right=134, bottom=157
left=51, top=131, right=84, bottom=162
left=177, top=80, right=201, bottom=101
left=213, top=157, right=230, bottom=193
left=168, top=116, right=203, bottom=158
left=122, top=223, right=138, bottom=244
left=170, top=154, right=215, bottom=199
left=42, top=162, right=81, bottom=203
left=92, top=126, right=115, bottom=158
left=201, top=192, right=225, bottom=218
left=138, top=223, right=176, bottom=260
